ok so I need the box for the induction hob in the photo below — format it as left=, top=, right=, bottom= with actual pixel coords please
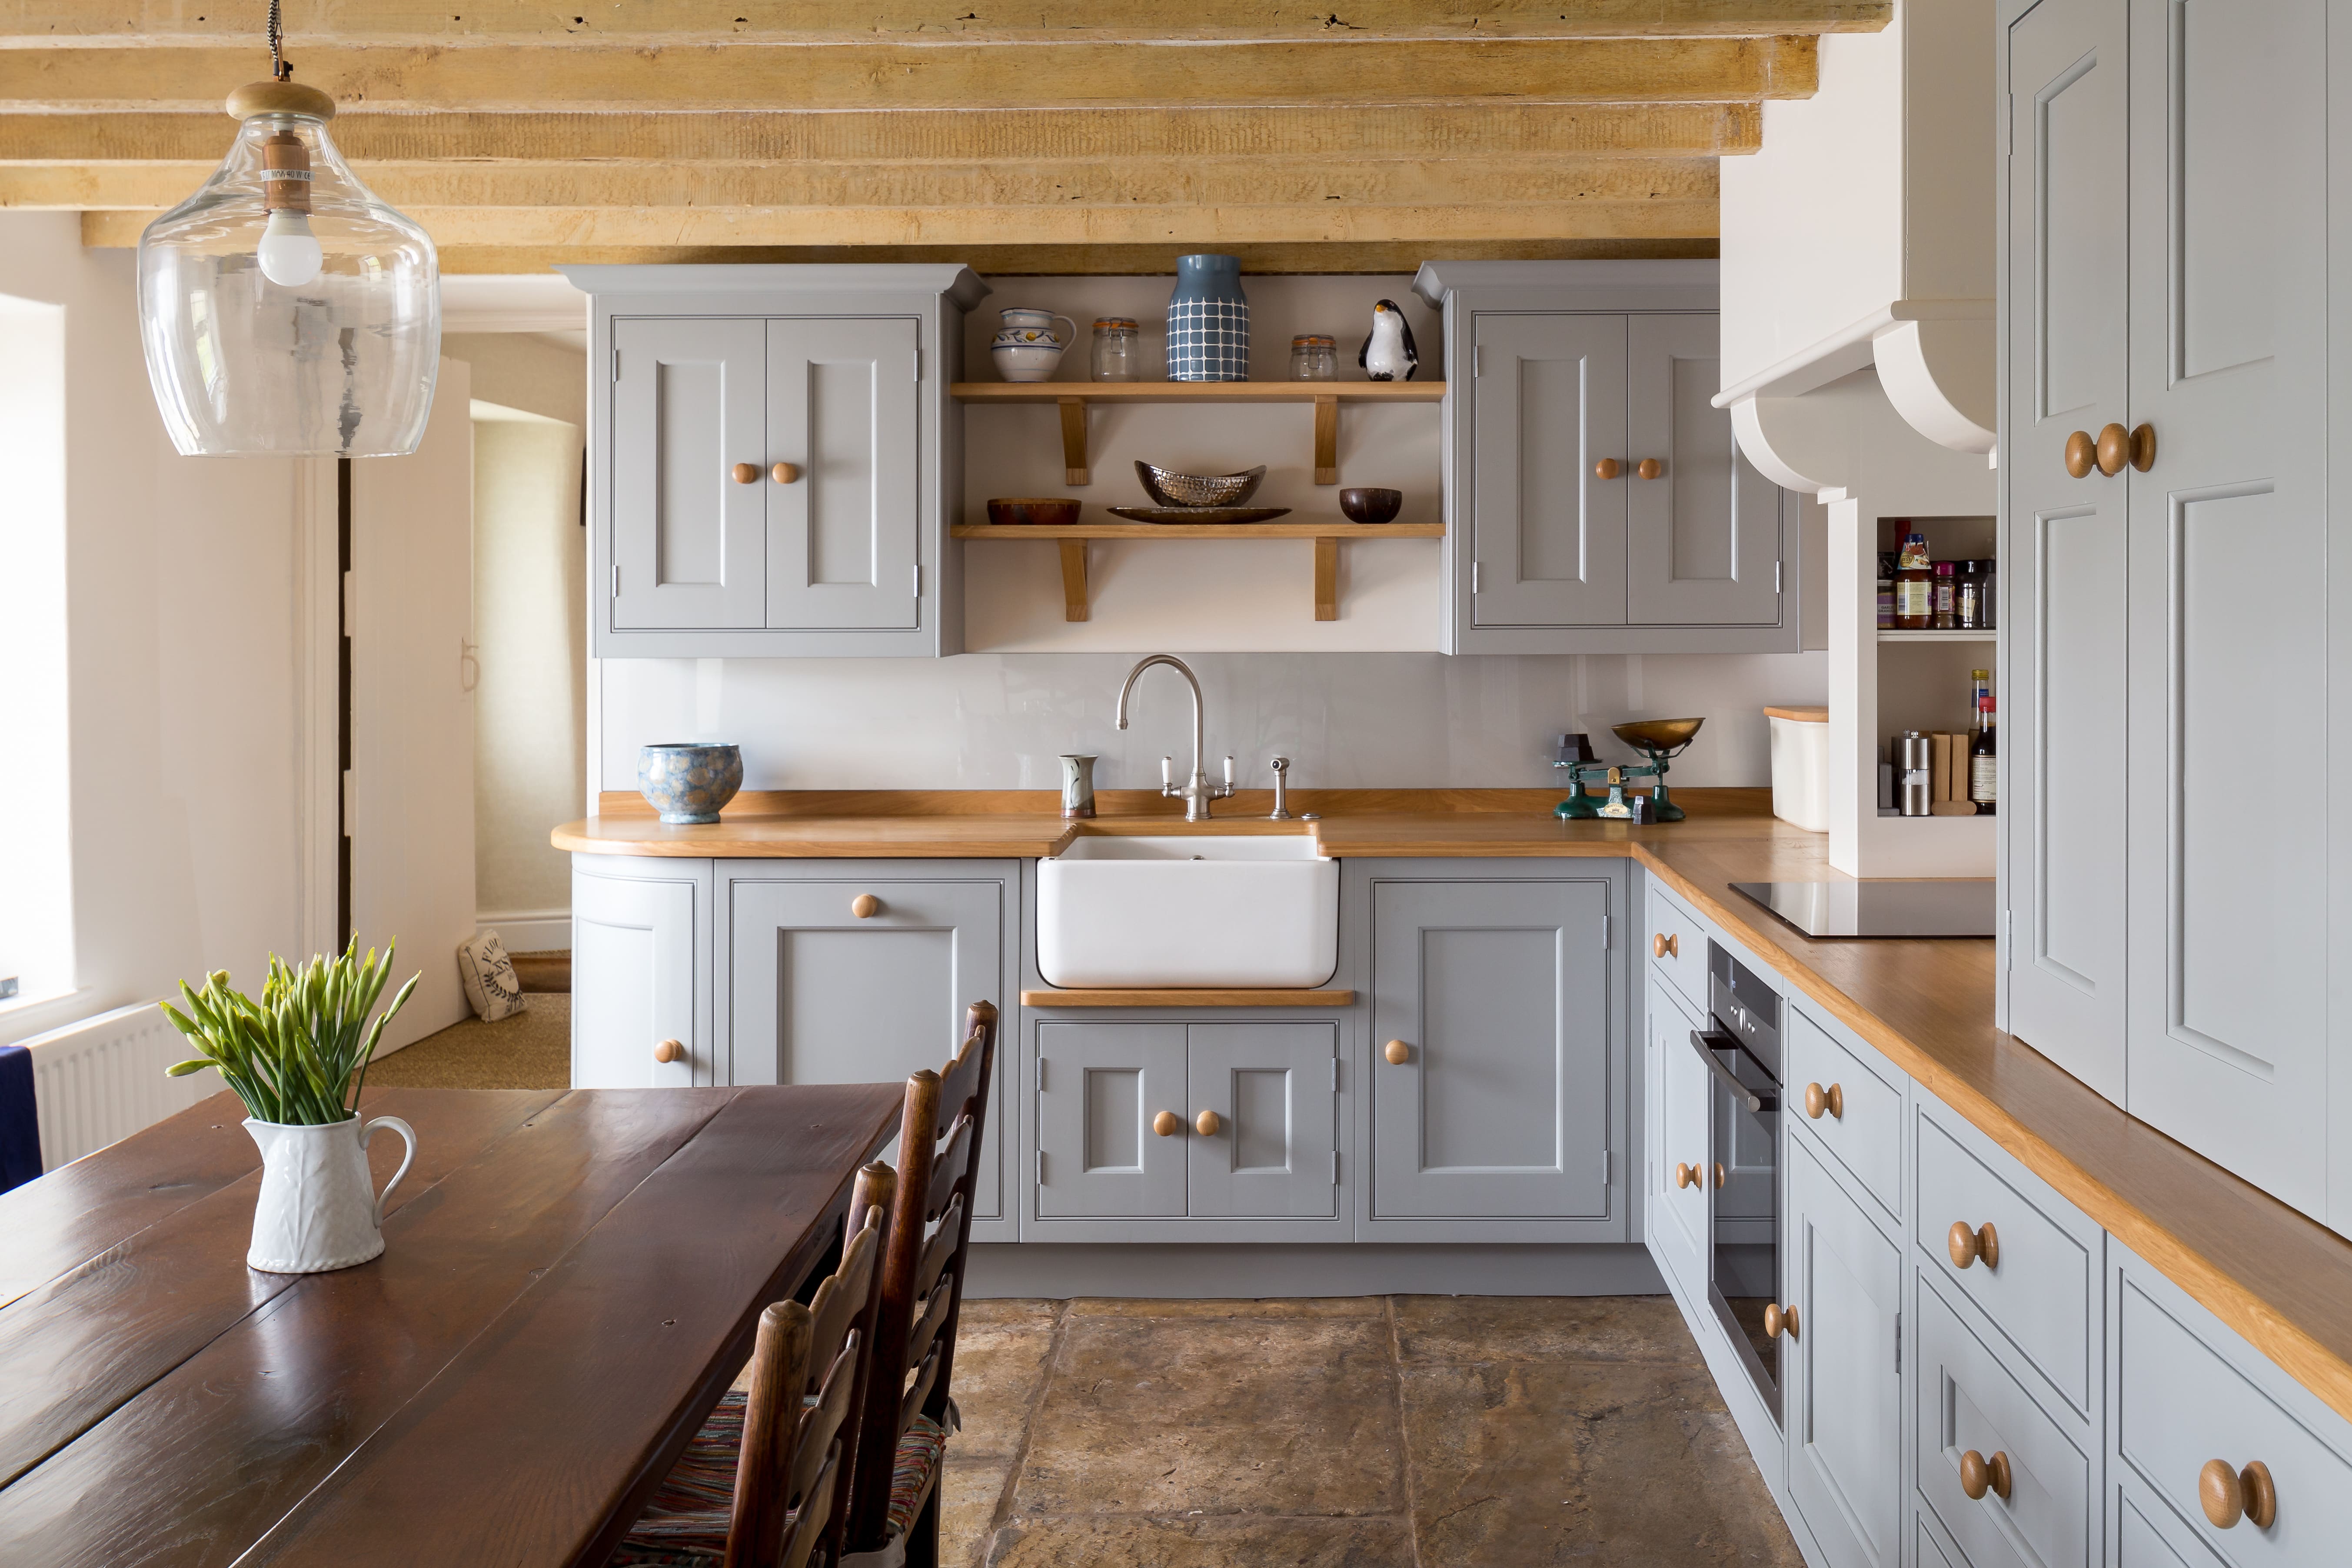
left=1730, top=879, right=1996, bottom=939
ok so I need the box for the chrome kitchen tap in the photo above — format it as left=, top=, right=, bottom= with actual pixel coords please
left=1114, top=654, right=1235, bottom=822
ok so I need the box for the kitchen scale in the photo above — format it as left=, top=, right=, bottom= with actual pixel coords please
left=1555, top=718, right=1704, bottom=822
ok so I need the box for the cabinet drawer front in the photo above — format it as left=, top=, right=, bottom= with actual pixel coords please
left=1915, top=1283, right=2093, bottom=1568
left=2118, top=1274, right=2352, bottom=1568
left=1916, top=1108, right=2097, bottom=1417
left=1644, top=879, right=1708, bottom=1012
left=1786, top=1009, right=1902, bottom=1219
left=2119, top=1472, right=2227, bottom=1568
left=1035, top=1023, right=1188, bottom=1218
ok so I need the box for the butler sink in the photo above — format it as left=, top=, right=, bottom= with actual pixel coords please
left=1037, top=836, right=1339, bottom=989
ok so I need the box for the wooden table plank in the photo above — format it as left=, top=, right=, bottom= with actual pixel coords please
left=0, top=1090, right=260, bottom=1308
left=236, top=1083, right=906, bottom=1568
left=0, top=1088, right=562, bottom=1490
left=0, top=1088, right=741, bottom=1568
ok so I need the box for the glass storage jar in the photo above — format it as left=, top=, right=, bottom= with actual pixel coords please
left=1290, top=334, right=1338, bottom=380
left=1091, top=317, right=1141, bottom=382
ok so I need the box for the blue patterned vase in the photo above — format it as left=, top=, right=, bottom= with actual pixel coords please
left=637, top=743, right=743, bottom=825
left=1166, top=254, right=1249, bottom=382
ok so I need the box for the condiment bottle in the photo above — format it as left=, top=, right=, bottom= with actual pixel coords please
left=1955, top=562, right=1983, bottom=629
left=1876, top=553, right=1896, bottom=629
left=1969, top=671, right=1997, bottom=813
left=1933, top=561, right=1958, bottom=628
left=1894, top=531, right=1933, bottom=629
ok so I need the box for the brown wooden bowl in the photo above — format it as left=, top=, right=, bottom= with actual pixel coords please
left=985, top=497, right=1081, bottom=526
left=1337, top=487, right=1403, bottom=524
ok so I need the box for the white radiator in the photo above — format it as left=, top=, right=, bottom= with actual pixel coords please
left=21, top=1001, right=220, bottom=1172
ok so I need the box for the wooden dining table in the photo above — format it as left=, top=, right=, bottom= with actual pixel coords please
left=0, top=1082, right=905, bottom=1568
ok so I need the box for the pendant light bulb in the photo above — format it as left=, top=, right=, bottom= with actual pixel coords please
left=256, top=209, right=323, bottom=287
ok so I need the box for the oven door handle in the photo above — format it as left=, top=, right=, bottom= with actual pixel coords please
left=1689, top=1029, right=1772, bottom=1115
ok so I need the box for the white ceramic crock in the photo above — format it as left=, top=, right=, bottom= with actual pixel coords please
left=244, top=1114, right=418, bottom=1273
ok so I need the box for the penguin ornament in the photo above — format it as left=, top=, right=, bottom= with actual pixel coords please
left=1359, top=299, right=1419, bottom=382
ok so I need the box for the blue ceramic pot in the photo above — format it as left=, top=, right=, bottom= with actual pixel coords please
left=637, top=743, right=744, bottom=825
left=1167, top=254, right=1249, bottom=382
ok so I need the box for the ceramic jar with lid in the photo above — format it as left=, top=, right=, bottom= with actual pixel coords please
left=1290, top=334, right=1337, bottom=380
left=1166, top=254, right=1249, bottom=382
left=1091, top=317, right=1142, bottom=382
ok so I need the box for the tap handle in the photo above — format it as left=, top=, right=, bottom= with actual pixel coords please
left=1271, top=756, right=1290, bottom=774
left=1223, top=756, right=1236, bottom=786
left=1160, top=755, right=1174, bottom=789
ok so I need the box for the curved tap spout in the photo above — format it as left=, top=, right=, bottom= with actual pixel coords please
left=1115, top=654, right=1230, bottom=821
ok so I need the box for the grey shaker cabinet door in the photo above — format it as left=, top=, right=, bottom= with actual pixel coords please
left=611, top=316, right=771, bottom=631
left=1034, top=1022, right=1188, bottom=1219
left=723, top=871, right=1008, bottom=1231
left=2001, top=0, right=2132, bottom=1102
left=1650, top=974, right=1710, bottom=1298
left=1368, top=878, right=1611, bottom=1220
left=1469, top=313, right=1630, bottom=627
left=1786, top=1135, right=1903, bottom=1568
left=1626, top=312, right=1782, bottom=626
left=765, top=315, right=923, bottom=632
left=2119, top=0, right=2332, bottom=1218
left=1186, top=1024, right=1340, bottom=1220
left=572, top=862, right=706, bottom=1089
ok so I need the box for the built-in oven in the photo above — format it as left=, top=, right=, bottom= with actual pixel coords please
left=1689, top=940, right=1783, bottom=1425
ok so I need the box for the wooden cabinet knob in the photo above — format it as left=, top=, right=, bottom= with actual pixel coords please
left=1803, top=1082, right=1843, bottom=1120
left=1593, top=457, right=1622, bottom=480
left=1152, top=1110, right=1181, bottom=1137
left=1636, top=458, right=1664, bottom=480
left=653, top=1038, right=685, bottom=1064
left=2128, top=422, right=2156, bottom=472
left=2064, top=429, right=2096, bottom=479
left=731, top=462, right=760, bottom=484
left=2094, top=422, right=2133, bottom=477
left=1652, top=932, right=1677, bottom=959
left=1948, top=1219, right=2000, bottom=1270
left=771, top=461, right=802, bottom=484
left=1674, top=1161, right=1699, bottom=1190
left=1384, top=1039, right=1411, bottom=1065
left=850, top=893, right=882, bottom=919
left=1194, top=1109, right=1221, bottom=1136
left=1714, top=1161, right=1728, bottom=1190
left=2200, top=1458, right=2275, bottom=1529
left=1763, top=1302, right=1797, bottom=1339
left=1960, top=1449, right=2013, bottom=1502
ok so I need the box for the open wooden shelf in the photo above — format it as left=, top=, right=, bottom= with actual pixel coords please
left=955, top=519, right=1442, bottom=623
left=952, top=379, right=1444, bottom=486
left=1878, top=629, right=1997, bottom=643
left=1021, top=987, right=1355, bottom=1008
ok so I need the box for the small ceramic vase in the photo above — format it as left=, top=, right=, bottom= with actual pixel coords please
left=638, top=742, right=744, bottom=824
left=1167, top=254, right=1250, bottom=382
left=245, top=1114, right=417, bottom=1273
left=1059, top=754, right=1098, bottom=819
left=990, top=307, right=1077, bottom=383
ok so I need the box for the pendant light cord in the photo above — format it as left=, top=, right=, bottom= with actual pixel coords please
left=268, top=0, right=289, bottom=80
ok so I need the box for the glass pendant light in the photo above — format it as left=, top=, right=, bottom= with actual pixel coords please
left=138, top=3, right=439, bottom=457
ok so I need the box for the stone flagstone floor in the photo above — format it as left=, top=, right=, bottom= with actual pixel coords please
left=934, top=1295, right=1804, bottom=1567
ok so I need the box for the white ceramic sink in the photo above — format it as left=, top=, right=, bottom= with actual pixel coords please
left=1037, top=835, right=1338, bottom=989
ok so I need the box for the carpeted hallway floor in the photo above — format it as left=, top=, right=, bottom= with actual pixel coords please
left=365, top=992, right=570, bottom=1090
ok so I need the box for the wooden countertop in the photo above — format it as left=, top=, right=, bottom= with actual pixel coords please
left=555, top=786, right=2352, bottom=1423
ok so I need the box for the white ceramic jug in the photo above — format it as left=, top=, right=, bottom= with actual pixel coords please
left=245, top=1114, right=418, bottom=1273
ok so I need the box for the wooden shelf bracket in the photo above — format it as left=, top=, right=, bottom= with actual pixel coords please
left=1313, top=394, right=1339, bottom=485
left=1313, top=535, right=1339, bottom=621
left=1058, top=397, right=1089, bottom=485
left=1058, top=539, right=1089, bottom=622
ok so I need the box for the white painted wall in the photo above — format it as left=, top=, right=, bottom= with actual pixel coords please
left=0, top=212, right=319, bottom=1045
left=0, top=294, right=71, bottom=1003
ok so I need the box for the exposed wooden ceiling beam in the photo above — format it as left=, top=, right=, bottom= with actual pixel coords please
left=6, top=3, right=1889, bottom=45
left=0, top=36, right=1818, bottom=113
left=0, top=102, right=1764, bottom=163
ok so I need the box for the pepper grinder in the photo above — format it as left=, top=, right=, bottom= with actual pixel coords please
left=1267, top=756, right=1294, bottom=820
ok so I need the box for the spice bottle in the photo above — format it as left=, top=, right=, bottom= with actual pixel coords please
left=1876, top=553, right=1896, bottom=629
left=1894, top=531, right=1933, bottom=630
left=1933, top=561, right=1958, bottom=628
left=1955, top=562, right=1983, bottom=629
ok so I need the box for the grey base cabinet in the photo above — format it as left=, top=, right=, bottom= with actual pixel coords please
left=570, top=856, right=712, bottom=1089
left=719, top=859, right=1017, bottom=1240
left=1356, top=860, right=1628, bottom=1242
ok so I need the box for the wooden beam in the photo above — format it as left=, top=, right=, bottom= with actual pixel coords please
left=78, top=197, right=1716, bottom=248
left=3, top=154, right=1718, bottom=215
left=7, top=3, right=1889, bottom=44
left=0, top=37, right=1819, bottom=113
left=0, top=103, right=1766, bottom=164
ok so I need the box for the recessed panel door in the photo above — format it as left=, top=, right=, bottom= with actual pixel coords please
left=1651, top=979, right=1710, bottom=1296
left=1469, top=313, right=1629, bottom=627
left=1368, top=879, right=1610, bottom=1219
left=1627, top=313, right=1781, bottom=625
left=2120, top=0, right=2330, bottom=1217
left=1786, top=1137, right=1904, bottom=1568
left=1035, top=1022, right=1188, bottom=1218
left=610, top=316, right=768, bottom=630
left=2002, top=0, right=2131, bottom=1100
left=1185, top=1023, right=1339, bottom=1219
left=766, top=316, right=922, bottom=631
left=571, top=868, right=699, bottom=1090
left=725, top=874, right=1006, bottom=1231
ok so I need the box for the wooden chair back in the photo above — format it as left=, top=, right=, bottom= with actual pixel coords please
left=729, top=1159, right=894, bottom=1568
left=845, top=1000, right=1000, bottom=1555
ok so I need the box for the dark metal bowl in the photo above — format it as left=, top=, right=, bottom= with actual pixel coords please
left=1135, top=460, right=1267, bottom=508
left=1337, top=487, right=1403, bottom=524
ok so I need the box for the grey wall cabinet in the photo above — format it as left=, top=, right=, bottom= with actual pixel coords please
left=565, top=263, right=988, bottom=658
left=1359, top=863, right=1626, bottom=1240
left=1029, top=1019, right=1343, bottom=1240
left=571, top=856, right=712, bottom=1089
left=1414, top=260, right=1799, bottom=655
left=1998, top=0, right=2345, bottom=1230
left=718, top=860, right=1016, bottom=1241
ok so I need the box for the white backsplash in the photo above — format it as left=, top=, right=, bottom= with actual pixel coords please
left=595, top=650, right=1827, bottom=795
